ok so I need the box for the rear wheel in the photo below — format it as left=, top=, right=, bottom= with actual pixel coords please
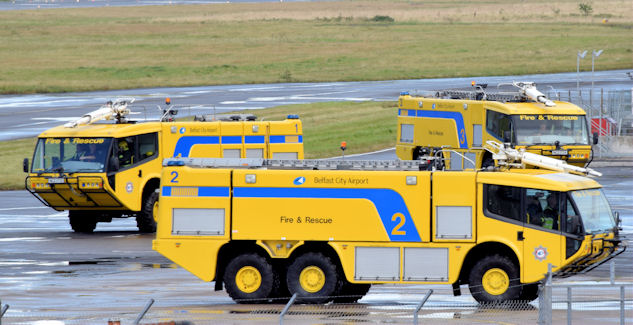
left=68, top=210, right=97, bottom=233
left=468, top=255, right=521, bottom=303
left=333, top=280, right=371, bottom=303
left=136, top=191, right=158, bottom=233
left=286, top=252, right=340, bottom=304
left=223, top=254, right=274, bottom=303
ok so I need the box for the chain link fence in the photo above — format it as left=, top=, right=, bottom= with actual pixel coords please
left=546, top=88, right=633, bottom=158
left=2, top=278, right=631, bottom=324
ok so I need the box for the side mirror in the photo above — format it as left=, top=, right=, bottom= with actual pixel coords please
left=593, top=132, right=599, bottom=145
left=23, top=158, right=29, bottom=173
left=109, top=156, right=120, bottom=171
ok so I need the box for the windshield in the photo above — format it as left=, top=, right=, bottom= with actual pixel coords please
left=31, top=137, right=112, bottom=173
left=512, top=115, right=590, bottom=146
left=571, top=188, right=615, bottom=234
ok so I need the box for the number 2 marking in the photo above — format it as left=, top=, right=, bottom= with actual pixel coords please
left=391, top=213, right=406, bottom=236
left=170, top=171, right=179, bottom=183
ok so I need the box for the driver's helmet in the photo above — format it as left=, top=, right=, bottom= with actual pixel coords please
left=118, top=140, right=129, bottom=151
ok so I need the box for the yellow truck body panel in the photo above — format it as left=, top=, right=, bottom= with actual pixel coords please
left=154, top=161, right=622, bottom=303
left=396, top=93, right=593, bottom=168
left=26, top=113, right=303, bottom=232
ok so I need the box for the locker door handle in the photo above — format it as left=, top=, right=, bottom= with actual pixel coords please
left=517, top=231, right=524, bottom=241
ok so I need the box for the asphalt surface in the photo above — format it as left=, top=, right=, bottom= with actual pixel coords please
left=1, top=163, right=631, bottom=322
left=1, top=70, right=631, bottom=141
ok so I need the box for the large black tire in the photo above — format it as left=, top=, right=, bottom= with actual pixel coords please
left=468, top=254, right=521, bottom=303
left=286, top=252, right=340, bottom=304
left=69, top=210, right=97, bottom=233
left=333, top=280, right=371, bottom=303
left=223, top=254, right=275, bottom=303
left=137, top=191, right=158, bottom=233
left=519, top=282, right=540, bottom=302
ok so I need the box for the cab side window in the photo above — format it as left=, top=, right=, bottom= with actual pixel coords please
left=486, top=110, right=513, bottom=142
left=138, top=133, right=158, bottom=161
left=485, top=184, right=522, bottom=221
left=116, top=137, right=136, bottom=168
left=525, top=189, right=560, bottom=231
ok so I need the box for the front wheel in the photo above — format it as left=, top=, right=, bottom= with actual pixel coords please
left=468, top=254, right=521, bottom=303
left=136, top=191, right=158, bottom=233
left=69, top=210, right=97, bottom=233
left=519, top=282, right=540, bottom=302
left=223, top=254, right=275, bottom=303
left=286, top=252, right=340, bottom=304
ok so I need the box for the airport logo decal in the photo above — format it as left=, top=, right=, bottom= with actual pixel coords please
left=293, top=177, right=306, bottom=186
left=179, top=127, right=186, bottom=134
left=533, top=245, right=548, bottom=261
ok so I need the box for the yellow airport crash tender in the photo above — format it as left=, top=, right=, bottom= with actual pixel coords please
left=153, top=143, right=624, bottom=303
left=396, top=82, right=596, bottom=169
left=25, top=98, right=303, bottom=233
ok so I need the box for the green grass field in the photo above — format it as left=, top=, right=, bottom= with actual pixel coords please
left=0, top=0, right=631, bottom=93
left=1, top=101, right=395, bottom=190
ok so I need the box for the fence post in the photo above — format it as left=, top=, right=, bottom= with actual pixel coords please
left=620, top=286, right=625, bottom=325
left=538, top=264, right=553, bottom=325
left=610, top=261, right=616, bottom=285
left=413, top=289, right=434, bottom=325
left=279, top=293, right=297, bottom=325
left=133, top=298, right=154, bottom=325
left=0, top=300, right=8, bottom=325
left=566, top=287, right=572, bottom=325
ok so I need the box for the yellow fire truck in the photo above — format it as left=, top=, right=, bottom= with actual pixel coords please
left=396, top=82, right=596, bottom=170
left=24, top=98, right=304, bottom=233
left=153, top=144, right=623, bottom=304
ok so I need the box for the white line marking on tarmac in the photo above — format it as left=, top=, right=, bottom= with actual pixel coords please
left=0, top=206, right=52, bottom=211
left=14, top=121, right=48, bottom=128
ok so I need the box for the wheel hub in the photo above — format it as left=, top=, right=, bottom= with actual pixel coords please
left=482, top=268, right=509, bottom=296
left=235, top=266, right=261, bottom=293
left=152, top=200, right=159, bottom=222
left=299, top=266, right=325, bottom=293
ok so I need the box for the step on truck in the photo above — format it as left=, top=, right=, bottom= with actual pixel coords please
left=396, top=82, right=597, bottom=170
left=152, top=145, right=624, bottom=304
left=24, top=98, right=304, bottom=233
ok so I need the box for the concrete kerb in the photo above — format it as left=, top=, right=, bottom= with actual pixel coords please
left=590, top=157, right=633, bottom=168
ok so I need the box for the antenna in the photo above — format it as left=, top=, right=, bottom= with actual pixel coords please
left=64, top=98, right=134, bottom=128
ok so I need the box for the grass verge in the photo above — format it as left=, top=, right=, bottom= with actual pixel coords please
left=0, top=0, right=631, bottom=94
left=1, top=101, right=396, bottom=190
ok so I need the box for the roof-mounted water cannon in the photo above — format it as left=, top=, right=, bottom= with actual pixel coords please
left=510, top=82, right=555, bottom=107
left=160, top=97, right=178, bottom=122
left=64, top=97, right=134, bottom=128
left=484, top=140, right=601, bottom=177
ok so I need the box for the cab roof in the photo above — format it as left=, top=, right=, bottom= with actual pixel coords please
left=38, top=121, right=162, bottom=138
left=400, top=95, right=586, bottom=115
left=485, top=100, right=586, bottom=115
left=477, top=169, right=600, bottom=192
